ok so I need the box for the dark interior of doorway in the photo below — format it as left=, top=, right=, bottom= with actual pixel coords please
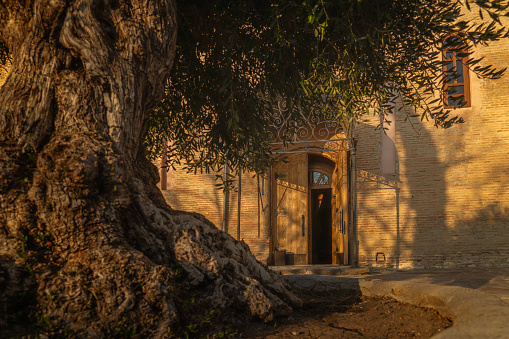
left=311, top=188, right=332, bottom=264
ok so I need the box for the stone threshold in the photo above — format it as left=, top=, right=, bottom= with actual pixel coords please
left=270, top=264, right=373, bottom=276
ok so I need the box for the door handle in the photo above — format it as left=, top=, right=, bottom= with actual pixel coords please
left=302, top=215, right=305, bottom=236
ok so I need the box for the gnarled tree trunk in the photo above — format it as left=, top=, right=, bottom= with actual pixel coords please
left=0, top=1, right=300, bottom=337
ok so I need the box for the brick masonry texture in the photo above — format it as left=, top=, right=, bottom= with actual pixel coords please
left=355, top=16, right=509, bottom=268
left=159, top=167, right=273, bottom=264
left=156, top=29, right=509, bottom=268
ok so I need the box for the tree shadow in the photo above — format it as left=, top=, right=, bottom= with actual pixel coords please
left=355, top=111, right=447, bottom=270
left=356, top=101, right=509, bottom=288
left=355, top=108, right=455, bottom=270
left=371, top=203, right=509, bottom=290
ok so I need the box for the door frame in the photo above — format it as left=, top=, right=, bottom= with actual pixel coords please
left=271, top=151, right=350, bottom=266
left=308, top=155, right=335, bottom=264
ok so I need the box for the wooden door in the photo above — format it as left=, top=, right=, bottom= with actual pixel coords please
left=331, top=170, right=340, bottom=264
left=331, top=157, right=341, bottom=264
left=332, top=148, right=349, bottom=264
left=272, top=153, right=309, bottom=264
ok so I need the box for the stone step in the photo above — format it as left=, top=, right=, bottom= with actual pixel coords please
left=270, top=265, right=371, bottom=276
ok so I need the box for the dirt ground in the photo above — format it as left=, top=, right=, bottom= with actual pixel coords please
left=239, top=290, right=453, bottom=338
left=0, top=289, right=453, bottom=338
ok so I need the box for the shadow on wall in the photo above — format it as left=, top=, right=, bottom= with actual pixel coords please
left=358, top=109, right=509, bottom=269
left=446, top=204, right=509, bottom=267
left=396, top=112, right=448, bottom=269
left=370, top=206, right=509, bottom=291
left=356, top=110, right=444, bottom=269
left=357, top=115, right=440, bottom=268
left=160, top=169, right=224, bottom=230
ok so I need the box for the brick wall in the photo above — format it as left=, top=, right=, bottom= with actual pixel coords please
left=355, top=18, right=509, bottom=268
left=158, top=164, right=273, bottom=263
left=156, top=12, right=509, bottom=269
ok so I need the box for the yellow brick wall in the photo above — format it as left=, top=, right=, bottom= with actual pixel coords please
left=156, top=11, right=509, bottom=269
left=158, top=163, right=273, bottom=263
left=160, top=43, right=509, bottom=269
left=356, top=28, right=509, bottom=268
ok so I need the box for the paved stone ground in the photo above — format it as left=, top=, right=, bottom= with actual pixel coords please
left=271, top=265, right=509, bottom=303
left=368, top=267, right=509, bottom=304
left=271, top=265, right=509, bottom=338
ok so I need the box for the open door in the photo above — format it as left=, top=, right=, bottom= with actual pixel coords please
left=332, top=147, right=349, bottom=265
left=272, top=153, right=309, bottom=265
left=309, top=155, right=334, bottom=264
left=311, top=188, right=332, bottom=264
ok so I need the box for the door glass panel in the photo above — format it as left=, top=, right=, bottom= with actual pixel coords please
left=319, top=174, right=329, bottom=185
left=312, top=171, right=321, bottom=184
left=456, top=60, right=464, bottom=83
left=453, top=85, right=464, bottom=95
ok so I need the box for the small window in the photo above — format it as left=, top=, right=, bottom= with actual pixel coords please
left=443, top=36, right=470, bottom=108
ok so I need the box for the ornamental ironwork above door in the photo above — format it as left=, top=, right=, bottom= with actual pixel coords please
left=269, top=99, right=351, bottom=153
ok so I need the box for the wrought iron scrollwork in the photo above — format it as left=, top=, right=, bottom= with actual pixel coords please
left=269, top=99, right=351, bottom=153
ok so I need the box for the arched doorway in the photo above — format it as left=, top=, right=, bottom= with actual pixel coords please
left=309, top=155, right=335, bottom=264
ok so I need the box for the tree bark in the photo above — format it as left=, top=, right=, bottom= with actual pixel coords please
left=0, top=1, right=300, bottom=337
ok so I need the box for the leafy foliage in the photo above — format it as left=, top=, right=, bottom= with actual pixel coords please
left=145, top=0, right=509, bottom=177
left=5, top=1, right=504, bottom=177
left=145, top=0, right=320, bottom=176
left=299, top=0, right=509, bottom=126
